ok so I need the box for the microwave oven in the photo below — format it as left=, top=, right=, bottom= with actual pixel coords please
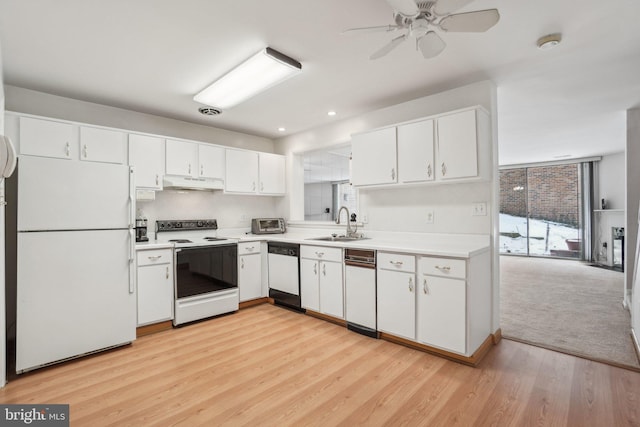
left=251, top=218, right=286, bottom=234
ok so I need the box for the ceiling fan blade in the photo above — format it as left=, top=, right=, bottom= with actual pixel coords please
left=434, top=0, right=475, bottom=15
left=385, top=0, right=420, bottom=17
left=341, top=25, right=402, bottom=35
left=439, top=9, right=500, bottom=32
left=418, top=31, right=446, bottom=58
left=370, top=34, right=408, bottom=60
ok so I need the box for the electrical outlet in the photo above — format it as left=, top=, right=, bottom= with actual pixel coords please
left=240, top=214, right=247, bottom=221
left=472, top=203, right=487, bottom=216
left=426, top=210, right=434, bottom=224
left=362, top=214, right=369, bottom=224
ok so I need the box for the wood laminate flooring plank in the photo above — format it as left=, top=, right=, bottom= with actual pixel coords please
left=1, top=304, right=639, bottom=427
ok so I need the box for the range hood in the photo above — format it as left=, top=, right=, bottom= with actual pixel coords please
left=163, top=175, right=224, bottom=191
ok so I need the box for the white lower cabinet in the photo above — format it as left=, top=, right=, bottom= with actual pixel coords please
left=376, top=252, right=416, bottom=340
left=137, top=248, right=174, bottom=326
left=417, top=274, right=466, bottom=354
left=300, top=245, right=344, bottom=319
left=238, top=242, right=263, bottom=302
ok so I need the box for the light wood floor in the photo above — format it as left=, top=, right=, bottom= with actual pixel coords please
left=2, top=303, right=640, bottom=426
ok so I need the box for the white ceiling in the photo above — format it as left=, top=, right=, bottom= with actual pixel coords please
left=1, top=0, right=639, bottom=165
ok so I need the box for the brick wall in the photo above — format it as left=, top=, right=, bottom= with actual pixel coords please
left=500, top=164, right=580, bottom=227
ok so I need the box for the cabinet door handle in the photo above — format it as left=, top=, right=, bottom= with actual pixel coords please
left=260, top=182, right=264, bottom=192
left=241, top=258, right=245, bottom=269
left=200, top=164, right=204, bottom=176
left=166, top=266, right=170, bottom=279
left=65, top=142, right=71, bottom=157
left=435, top=265, right=451, bottom=272
left=82, top=144, right=88, bottom=158
left=391, top=168, right=396, bottom=180
left=423, top=278, right=428, bottom=294
left=441, top=162, right=447, bottom=176
left=389, top=260, right=403, bottom=267
left=252, top=181, right=256, bottom=191
left=148, top=255, right=162, bottom=261
left=155, top=174, right=159, bottom=186
left=322, top=263, right=326, bottom=276
left=409, top=277, right=414, bottom=292
left=427, top=163, right=432, bottom=178
left=313, top=263, right=317, bottom=275
left=188, top=163, right=192, bottom=174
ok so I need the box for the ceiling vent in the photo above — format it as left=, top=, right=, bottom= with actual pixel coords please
left=198, top=106, right=222, bottom=116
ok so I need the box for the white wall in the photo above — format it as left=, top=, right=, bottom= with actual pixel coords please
left=276, top=80, right=501, bottom=333
left=0, top=39, right=6, bottom=387
left=627, top=108, right=640, bottom=334
left=599, top=151, right=625, bottom=210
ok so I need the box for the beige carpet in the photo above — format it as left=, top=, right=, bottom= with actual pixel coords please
left=500, top=255, right=640, bottom=370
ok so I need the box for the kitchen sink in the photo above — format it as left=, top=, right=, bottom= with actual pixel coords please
left=307, top=235, right=370, bottom=242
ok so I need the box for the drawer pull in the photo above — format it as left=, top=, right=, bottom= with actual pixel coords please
left=148, top=255, right=162, bottom=261
left=245, top=246, right=255, bottom=252
left=435, top=265, right=451, bottom=272
left=315, top=251, right=324, bottom=257
left=389, top=260, right=403, bottom=267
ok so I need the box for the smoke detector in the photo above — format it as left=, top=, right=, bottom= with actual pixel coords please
left=537, top=33, right=562, bottom=50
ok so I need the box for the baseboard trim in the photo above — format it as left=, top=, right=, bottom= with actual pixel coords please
left=492, top=328, right=503, bottom=344
left=305, top=310, right=347, bottom=327
left=379, top=333, right=495, bottom=367
left=632, top=328, right=640, bottom=365
left=136, top=321, right=173, bottom=338
left=239, top=297, right=269, bottom=309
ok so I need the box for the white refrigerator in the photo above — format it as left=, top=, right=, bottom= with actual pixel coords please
left=13, top=155, right=136, bottom=373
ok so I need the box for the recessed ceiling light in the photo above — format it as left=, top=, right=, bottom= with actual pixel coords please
left=537, top=33, right=562, bottom=50
left=278, top=127, right=286, bottom=132
left=327, top=111, right=337, bottom=116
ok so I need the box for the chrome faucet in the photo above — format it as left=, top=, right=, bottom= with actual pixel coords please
left=336, top=206, right=354, bottom=237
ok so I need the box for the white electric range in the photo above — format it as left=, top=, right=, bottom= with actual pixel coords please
left=155, top=219, right=239, bottom=326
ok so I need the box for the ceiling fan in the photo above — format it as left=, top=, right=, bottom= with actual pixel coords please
left=343, top=0, right=500, bottom=59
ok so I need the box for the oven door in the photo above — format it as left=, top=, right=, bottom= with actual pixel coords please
left=175, top=244, right=238, bottom=299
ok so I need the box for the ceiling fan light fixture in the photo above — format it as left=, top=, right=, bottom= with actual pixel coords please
left=537, top=33, right=562, bottom=50
left=194, top=47, right=302, bottom=110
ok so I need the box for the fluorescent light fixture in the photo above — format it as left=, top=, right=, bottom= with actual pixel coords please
left=194, top=47, right=302, bottom=110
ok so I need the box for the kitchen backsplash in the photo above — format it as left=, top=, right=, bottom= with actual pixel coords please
left=137, top=190, right=282, bottom=238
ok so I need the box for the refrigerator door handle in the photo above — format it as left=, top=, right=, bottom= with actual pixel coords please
left=129, top=228, right=135, bottom=294
left=129, top=167, right=135, bottom=228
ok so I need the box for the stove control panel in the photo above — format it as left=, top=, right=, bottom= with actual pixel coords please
left=156, top=219, right=218, bottom=232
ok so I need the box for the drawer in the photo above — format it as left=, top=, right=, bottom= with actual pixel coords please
left=238, top=241, right=261, bottom=255
left=418, top=256, right=466, bottom=279
left=377, top=252, right=415, bottom=273
left=300, top=245, right=342, bottom=262
left=137, top=248, right=173, bottom=266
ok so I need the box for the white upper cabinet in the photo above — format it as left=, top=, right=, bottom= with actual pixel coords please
left=436, top=109, right=479, bottom=180
left=259, top=152, right=285, bottom=195
left=165, top=139, right=198, bottom=177
left=19, top=117, right=76, bottom=160
left=80, top=126, right=127, bottom=164
left=129, top=134, right=165, bottom=190
left=225, top=149, right=285, bottom=195
left=351, top=127, right=397, bottom=186
left=225, top=149, right=259, bottom=193
left=198, top=144, right=225, bottom=181
left=397, top=119, right=435, bottom=183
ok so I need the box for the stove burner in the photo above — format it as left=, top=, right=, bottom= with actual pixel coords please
left=169, top=239, right=193, bottom=243
left=203, top=237, right=227, bottom=241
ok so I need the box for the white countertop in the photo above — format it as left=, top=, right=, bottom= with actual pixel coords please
left=218, top=228, right=490, bottom=258
left=137, top=227, right=490, bottom=258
